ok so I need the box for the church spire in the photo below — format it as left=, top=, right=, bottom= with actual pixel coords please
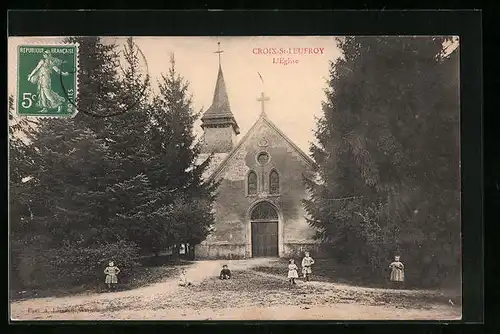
left=201, top=43, right=239, bottom=134
left=200, top=42, right=240, bottom=154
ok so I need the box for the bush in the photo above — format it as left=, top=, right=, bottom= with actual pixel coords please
left=11, top=240, right=140, bottom=290
left=53, top=240, right=141, bottom=286
left=10, top=235, right=52, bottom=290
left=326, top=231, right=460, bottom=289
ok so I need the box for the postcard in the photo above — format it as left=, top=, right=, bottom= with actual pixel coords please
left=8, top=35, right=461, bottom=321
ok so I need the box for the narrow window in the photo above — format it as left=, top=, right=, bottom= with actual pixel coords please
left=269, top=170, right=279, bottom=195
left=248, top=171, right=257, bottom=195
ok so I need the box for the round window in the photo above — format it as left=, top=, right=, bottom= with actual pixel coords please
left=257, top=152, right=270, bottom=165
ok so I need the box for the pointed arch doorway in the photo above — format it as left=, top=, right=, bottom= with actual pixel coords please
left=249, top=201, right=280, bottom=257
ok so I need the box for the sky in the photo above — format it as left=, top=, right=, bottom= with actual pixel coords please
left=8, top=36, right=342, bottom=153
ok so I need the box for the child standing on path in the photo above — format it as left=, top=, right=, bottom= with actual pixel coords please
left=104, top=261, right=120, bottom=290
left=389, top=255, right=405, bottom=289
left=301, top=251, right=315, bottom=281
left=287, top=259, right=299, bottom=285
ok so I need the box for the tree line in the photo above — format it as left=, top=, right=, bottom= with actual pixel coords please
left=304, top=36, right=461, bottom=288
left=9, top=37, right=218, bottom=290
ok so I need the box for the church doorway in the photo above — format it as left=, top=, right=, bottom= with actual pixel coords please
left=250, top=201, right=279, bottom=257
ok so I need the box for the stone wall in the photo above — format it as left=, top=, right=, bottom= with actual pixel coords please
left=195, top=243, right=246, bottom=259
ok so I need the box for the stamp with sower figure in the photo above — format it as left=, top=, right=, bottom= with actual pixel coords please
left=17, top=44, right=79, bottom=118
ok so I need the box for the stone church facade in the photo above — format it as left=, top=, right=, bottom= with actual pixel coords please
left=194, top=61, right=320, bottom=260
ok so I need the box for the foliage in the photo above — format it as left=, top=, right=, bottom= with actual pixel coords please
left=112, top=54, right=218, bottom=254
left=65, top=36, right=122, bottom=123
left=12, top=238, right=139, bottom=289
left=10, top=39, right=218, bottom=292
left=9, top=95, right=39, bottom=235
left=304, top=37, right=460, bottom=287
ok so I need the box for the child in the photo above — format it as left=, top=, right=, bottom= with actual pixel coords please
left=287, top=259, right=299, bottom=285
left=389, top=255, right=405, bottom=289
left=301, top=251, right=315, bottom=281
left=178, top=268, right=192, bottom=287
left=219, top=264, right=231, bottom=280
left=104, top=261, right=120, bottom=290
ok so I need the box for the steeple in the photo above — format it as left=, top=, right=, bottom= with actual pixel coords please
left=200, top=42, right=240, bottom=154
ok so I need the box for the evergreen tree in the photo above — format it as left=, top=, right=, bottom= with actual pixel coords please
left=104, top=37, right=152, bottom=179
left=102, top=37, right=160, bottom=251
left=10, top=37, right=142, bottom=289
left=27, top=119, right=114, bottom=246
left=113, top=55, right=217, bottom=254
left=9, top=94, right=40, bottom=289
left=63, top=36, right=154, bottom=241
left=151, top=56, right=217, bottom=248
left=304, top=37, right=460, bottom=286
left=64, top=36, right=123, bottom=132
left=9, top=94, right=38, bottom=233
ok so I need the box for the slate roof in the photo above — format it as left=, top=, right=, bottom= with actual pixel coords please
left=201, top=65, right=240, bottom=135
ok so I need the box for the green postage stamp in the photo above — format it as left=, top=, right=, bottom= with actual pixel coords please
left=16, top=44, right=79, bottom=117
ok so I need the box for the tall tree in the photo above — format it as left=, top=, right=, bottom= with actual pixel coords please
left=64, top=36, right=123, bottom=132
left=304, top=37, right=460, bottom=286
left=112, top=55, right=218, bottom=254
left=27, top=37, right=127, bottom=245
left=10, top=38, right=142, bottom=289
left=9, top=94, right=41, bottom=289
left=150, top=55, right=217, bottom=248
left=106, top=37, right=152, bottom=179
left=9, top=94, right=38, bottom=232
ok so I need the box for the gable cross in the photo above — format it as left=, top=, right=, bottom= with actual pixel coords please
left=257, top=92, right=270, bottom=116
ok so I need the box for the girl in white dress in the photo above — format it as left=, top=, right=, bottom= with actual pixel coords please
left=104, top=261, right=120, bottom=290
left=389, top=255, right=405, bottom=289
left=287, top=259, right=299, bottom=285
left=178, top=268, right=192, bottom=287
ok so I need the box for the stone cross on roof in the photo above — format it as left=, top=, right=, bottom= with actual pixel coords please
left=257, top=91, right=270, bottom=116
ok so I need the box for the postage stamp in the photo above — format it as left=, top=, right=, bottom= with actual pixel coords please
left=16, top=44, right=79, bottom=117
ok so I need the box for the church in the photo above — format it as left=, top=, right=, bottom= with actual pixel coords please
left=194, top=46, right=320, bottom=260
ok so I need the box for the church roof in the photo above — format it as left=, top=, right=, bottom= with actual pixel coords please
left=201, top=65, right=240, bottom=134
left=195, top=152, right=229, bottom=180
left=207, top=113, right=317, bottom=182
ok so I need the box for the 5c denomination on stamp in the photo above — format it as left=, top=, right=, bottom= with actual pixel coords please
left=17, top=44, right=79, bottom=118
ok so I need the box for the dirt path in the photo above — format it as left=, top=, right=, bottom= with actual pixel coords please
left=10, top=259, right=271, bottom=320
left=10, top=259, right=461, bottom=321
left=251, top=269, right=454, bottom=300
left=13, top=303, right=460, bottom=321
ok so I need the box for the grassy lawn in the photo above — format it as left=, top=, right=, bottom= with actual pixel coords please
left=253, top=258, right=390, bottom=287
left=252, top=258, right=461, bottom=306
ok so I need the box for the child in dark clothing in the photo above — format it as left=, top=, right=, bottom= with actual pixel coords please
left=220, top=264, right=231, bottom=279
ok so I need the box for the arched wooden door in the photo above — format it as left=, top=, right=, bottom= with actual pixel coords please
left=250, top=201, right=279, bottom=257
